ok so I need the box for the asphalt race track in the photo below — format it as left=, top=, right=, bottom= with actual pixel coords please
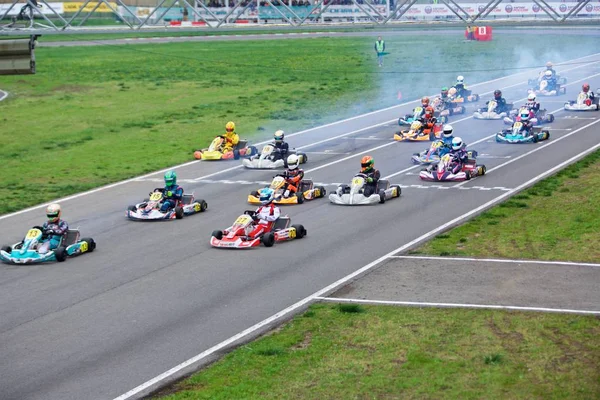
left=1, top=52, right=600, bottom=400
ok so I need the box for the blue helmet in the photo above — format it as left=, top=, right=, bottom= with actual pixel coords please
left=259, top=188, right=275, bottom=205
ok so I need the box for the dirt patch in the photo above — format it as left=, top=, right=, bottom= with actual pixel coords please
left=487, top=316, right=524, bottom=345
left=291, top=331, right=313, bottom=351
left=51, top=84, right=91, bottom=93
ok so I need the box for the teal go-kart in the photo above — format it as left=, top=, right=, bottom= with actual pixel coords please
left=0, top=227, right=96, bottom=265
left=496, top=121, right=550, bottom=144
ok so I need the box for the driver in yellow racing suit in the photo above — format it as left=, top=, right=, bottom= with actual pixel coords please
left=220, top=121, right=239, bottom=153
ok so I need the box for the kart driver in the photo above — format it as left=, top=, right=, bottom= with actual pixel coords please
left=515, top=110, right=534, bottom=135
left=249, top=188, right=281, bottom=238
left=581, top=83, right=595, bottom=105
left=524, top=93, right=541, bottom=114
left=418, top=106, right=437, bottom=133
left=448, top=137, right=468, bottom=173
left=453, top=76, right=469, bottom=98
left=39, top=203, right=69, bottom=254
left=539, top=61, right=557, bottom=81
left=220, top=121, right=239, bottom=153
left=360, top=155, right=380, bottom=197
left=487, top=89, right=508, bottom=112
left=542, top=70, right=557, bottom=91
left=281, top=154, right=304, bottom=198
left=440, top=87, right=449, bottom=100
left=157, top=170, right=183, bottom=212
left=440, top=124, right=455, bottom=149
left=272, top=130, right=289, bottom=160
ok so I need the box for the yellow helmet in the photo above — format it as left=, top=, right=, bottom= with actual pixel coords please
left=225, top=121, right=235, bottom=132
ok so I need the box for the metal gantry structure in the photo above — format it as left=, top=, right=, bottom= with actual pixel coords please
left=0, top=0, right=598, bottom=34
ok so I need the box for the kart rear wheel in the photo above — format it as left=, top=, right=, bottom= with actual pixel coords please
left=379, top=189, right=386, bottom=204
left=547, top=114, right=555, bottom=123
left=542, top=131, right=550, bottom=141
left=233, top=149, right=241, bottom=160
left=250, top=190, right=259, bottom=197
left=212, top=230, right=223, bottom=240
left=297, top=191, right=305, bottom=204
left=1, top=245, right=11, bottom=253
left=262, top=232, right=275, bottom=247
left=292, top=224, right=306, bottom=239
left=175, top=207, right=184, bottom=219
left=477, top=165, right=486, bottom=176
left=532, top=134, right=539, bottom=143
left=318, top=186, right=326, bottom=198
left=391, top=184, right=402, bottom=198
left=301, top=153, right=308, bottom=164
left=55, top=246, right=67, bottom=262
left=196, top=200, right=208, bottom=212
left=81, top=238, right=96, bottom=252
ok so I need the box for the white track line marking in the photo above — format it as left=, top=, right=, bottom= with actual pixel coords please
left=112, top=116, right=600, bottom=400
left=316, top=297, right=600, bottom=315
left=3, top=54, right=600, bottom=222
left=388, top=255, right=600, bottom=268
left=0, top=89, right=8, bottom=102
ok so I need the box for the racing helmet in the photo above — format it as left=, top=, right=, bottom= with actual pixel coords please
left=164, top=170, right=177, bottom=186
left=425, top=106, right=434, bottom=118
left=421, top=96, right=430, bottom=107
left=520, top=110, right=530, bottom=121
left=442, top=124, right=453, bottom=138
left=225, top=121, right=235, bottom=132
left=528, top=93, right=536, bottom=101
left=456, top=76, right=464, bottom=84
left=287, top=154, right=300, bottom=170
left=494, top=89, right=502, bottom=99
left=441, top=87, right=449, bottom=97
left=361, top=155, right=374, bottom=173
left=451, top=137, right=463, bottom=151
left=259, top=188, right=275, bottom=205
left=46, top=203, right=61, bottom=223
left=582, top=83, right=590, bottom=93
left=544, top=70, right=552, bottom=78
left=274, top=130, right=284, bottom=143
left=448, top=87, right=457, bottom=97
left=546, top=61, right=553, bottom=69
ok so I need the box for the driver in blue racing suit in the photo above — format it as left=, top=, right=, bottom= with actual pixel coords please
left=439, top=124, right=454, bottom=152
left=448, top=137, right=469, bottom=174
left=154, top=170, right=183, bottom=212
left=39, top=203, right=69, bottom=254
left=542, top=70, right=557, bottom=91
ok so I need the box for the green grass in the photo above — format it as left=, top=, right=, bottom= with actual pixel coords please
left=155, top=303, right=600, bottom=400
left=414, top=149, right=600, bottom=262
left=1, top=34, right=598, bottom=214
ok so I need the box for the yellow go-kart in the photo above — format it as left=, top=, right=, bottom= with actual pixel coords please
left=248, top=175, right=326, bottom=205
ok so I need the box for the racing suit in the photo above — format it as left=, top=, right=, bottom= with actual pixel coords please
left=524, top=101, right=541, bottom=114
left=281, top=168, right=304, bottom=197
left=543, top=78, right=557, bottom=92
left=453, top=83, right=469, bottom=98
left=39, top=219, right=69, bottom=254
left=221, top=131, right=239, bottom=152
left=487, top=97, right=508, bottom=113
left=514, top=118, right=534, bottom=136
left=362, top=169, right=381, bottom=197
left=539, top=68, right=557, bottom=81
left=581, top=91, right=596, bottom=105
left=249, top=203, right=281, bottom=238
left=273, top=140, right=289, bottom=161
left=448, top=146, right=468, bottom=174
left=418, top=116, right=437, bottom=134
left=157, top=184, right=184, bottom=212
left=439, top=136, right=454, bottom=155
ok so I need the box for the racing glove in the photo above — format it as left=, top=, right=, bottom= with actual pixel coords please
left=166, top=191, right=173, bottom=197
left=367, top=177, right=374, bottom=183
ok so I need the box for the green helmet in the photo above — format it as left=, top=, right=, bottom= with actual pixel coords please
left=164, top=170, right=177, bottom=186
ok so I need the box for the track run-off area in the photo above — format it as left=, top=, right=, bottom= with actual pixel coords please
left=1, top=48, right=600, bottom=400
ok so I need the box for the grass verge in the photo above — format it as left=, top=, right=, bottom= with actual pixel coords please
left=414, top=149, right=600, bottom=263
left=155, top=303, right=600, bottom=399
left=1, top=33, right=598, bottom=214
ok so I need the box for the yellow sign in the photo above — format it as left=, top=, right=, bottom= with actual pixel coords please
left=63, top=2, right=118, bottom=13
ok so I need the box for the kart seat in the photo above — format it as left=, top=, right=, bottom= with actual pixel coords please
left=63, top=230, right=80, bottom=246
left=237, top=140, right=248, bottom=148
left=299, top=180, right=313, bottom=192
left=181, top=194, right=194, bottom=205
left=376, top=179, right=390, bottom=191
left=273, top=217, right=290, bottom=231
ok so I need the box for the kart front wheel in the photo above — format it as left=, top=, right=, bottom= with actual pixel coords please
left=233, top=149, right=241, bottom=160
left=317, top=186, right=326, bottom=198
left=262, top=232, right=275, bottom=247
left=379, top=189, right=386, bottom=204
left=81, top=238, right=96, bottom=252
left=1, top=245, right=11, bottom=253
left=292, top=224, right=306, bottom=239
left=175, top=207, right=184, bottom=219
left=128, top=205, right=137, bottom=212
left=297, top=191, right=305, bottom=204
left=212, top=230, right=223, bottom=240
left=55, top=246, right=68, bottom=262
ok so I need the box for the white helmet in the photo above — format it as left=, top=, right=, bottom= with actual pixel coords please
left=544, top=70, right=552, bottom=77
left=287, top=154, right=300, bottom=170
left=528, top=93, right=536, bottom=101
left=274, top=130, right=284, bottom=142
left=546, top=61, right=553, bottom=68
left=442, top=124, right=453, bottom=138
left=451, top=137, right=463, bottom=150
left=456, top=76, right=464, bottom=84
left=520, top=110, right=530, bottom=121
left=46, top=203, right=61, bottom=222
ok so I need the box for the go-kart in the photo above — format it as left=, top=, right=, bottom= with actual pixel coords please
left=329, top=173, right=401, bottom=205
left=473, top=100, right=514, bottom=120
left=528, top=79, right=566, bottom=96
left=242, top=143, right=307, bottom=169
left=193, top=136, right=257, bottom=161
left=496, top=121, right=550, bottom=144
left=0, top=227, right=96, bottom=265
left=210, top=212, right=306, bottom=248
left=419, top=152, right=486, bottom=182
left=394, top=120, right=442, bottom=142
left=448, top=87, right=479, bottom=103
left=564, top=91, right=600, bottom=111
left=503, top=106, right=554, bottom=125
left=248, top=175, right=325, bottom=205
left=432, top=97, right=466, bottom=123
left=127, top=190, right=208, bottom=220
left=399, top=106, right=426, bottom=126
left=528, top=74, right=566, bottom=86
left=411, top=140, right=450, bottom=165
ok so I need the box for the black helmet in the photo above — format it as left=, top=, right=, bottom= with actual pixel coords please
left=494, top=89, right=502, bottom=99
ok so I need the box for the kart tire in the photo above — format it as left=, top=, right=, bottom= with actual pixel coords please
left=547, top=114, right=555, bottom=123
left=379, top=189, right=386, bottom=204
left=1, top=245, right=11, bottom=253
left=297, top=191, right=305, bottom=204
left=318, top=186, right=326, bottom=198
left=391, top=184, right=401, bottom=198
left=542, top=131, right=550, bottom=141
left=212, top=230, right=223, bottom=240
left=81, top=238, right=96, bottom=252
left=473, top=94, right=479, bottom=102
left=465, top=171, right=471, bottom=181
left=251, top=190, right=259, bottom=197
left=55, top=246, right=68, bottom=262
left=301, top=153, right=308, bottom=164
left=175, top=207, right=184, bottom=219
left=532, top=134, right=538, bottom=143
left=262, top=232, right=275, bottom=247
left=233, top=149, right=241, bottom=160
left=460, top=106, right=466, bottom=114
left=249, top=146, right=258, bottom=156
left=128, top=205, right=137, bottom=212
left=197, top=200, right=208, bottom=212
left=477, top=165, right=486, bottom=176
left=292, top=224, right=306, bottom=239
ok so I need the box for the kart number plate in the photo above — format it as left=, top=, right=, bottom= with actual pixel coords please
left=289, top=228, right=296, bottom=239
left=150, top=192, right=163, bottom=201
left=26, top=229, right=41, bottom=239
left=235, top=215, right=252, bottom=225
left=80, top=242, right=88, bottom=253
left=352, top=177, right=363, bottom=185
left=194, top=203, right=201, bottom=212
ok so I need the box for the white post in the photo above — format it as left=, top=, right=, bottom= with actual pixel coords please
left=386, top=0, right=390, bottom=18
